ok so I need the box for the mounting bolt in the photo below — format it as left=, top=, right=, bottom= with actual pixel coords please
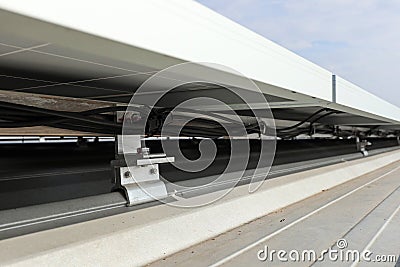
left=150, top=168, right=158, bottom=175
left=124, top=171, right=131, bottom=178
left=137, top=147, right=150, bottom=156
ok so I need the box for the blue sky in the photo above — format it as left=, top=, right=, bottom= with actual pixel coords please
left=196, top=0, right=400, bottom=107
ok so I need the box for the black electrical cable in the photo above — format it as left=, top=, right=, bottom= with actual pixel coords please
left=0, top=114, right=120, bottom=129
left=158, top=106, right=245, bottom=126
left=0, top=101, right=342, bottom=138
left=0, top=101, right=253, bottom=131
left=162, top=124, right=228, bottom=136
left=0, top=101, right=125, bottom=128
left=276, top=108, right=328, bottom=132
left=308, top=111, right=338, bottom=135
left=46, top=122, right=120, bottom=135
left=0, top=104, right=152, bottom=130
left=277, top=111, right=340, bottom=139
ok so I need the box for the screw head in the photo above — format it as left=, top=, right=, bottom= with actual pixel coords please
left=137, top=147, right=150, bottom=155
left=124, top=171, right=131, bottom=178
left=150, top=168, right=158, bottom=175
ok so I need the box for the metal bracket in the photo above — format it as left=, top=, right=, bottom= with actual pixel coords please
left=356, top=137, right=371, bottom=157
left=114, top=135, right=174, bottom=206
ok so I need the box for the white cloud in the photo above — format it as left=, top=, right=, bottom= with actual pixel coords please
left=197, top=0, right=400, bottom=107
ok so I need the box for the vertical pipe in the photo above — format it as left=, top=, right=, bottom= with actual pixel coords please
left=332, top=74, right=337, bottom=103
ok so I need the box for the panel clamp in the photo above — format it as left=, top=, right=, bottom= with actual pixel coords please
left=113, top=135, right=174, bottom=206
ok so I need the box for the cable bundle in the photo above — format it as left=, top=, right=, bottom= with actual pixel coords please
left=0, top=101, right=346, bottom=139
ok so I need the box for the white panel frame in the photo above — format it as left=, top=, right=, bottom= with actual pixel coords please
left=336, top=77, right=400, bottom=122
left=0, top=0, right=398, bottom=125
